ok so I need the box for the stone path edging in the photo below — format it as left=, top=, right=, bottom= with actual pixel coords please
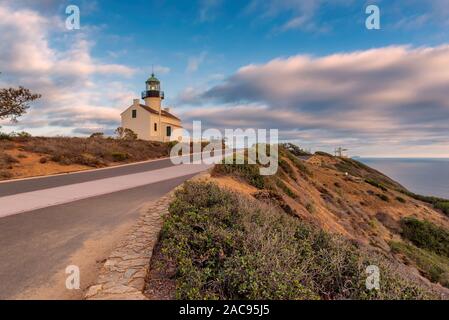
left=84, top=194, right=172, bottom=300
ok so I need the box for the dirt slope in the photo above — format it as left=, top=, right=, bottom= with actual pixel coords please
left=209, top=148, right=449, bottom=293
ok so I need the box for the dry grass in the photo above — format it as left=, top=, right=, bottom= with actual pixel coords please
left=0, top=136, right=173, bottom=180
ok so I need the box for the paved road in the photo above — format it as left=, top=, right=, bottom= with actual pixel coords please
left=0, top=155, right=214, bottom=299
left=0, top=156, right=189, bottom=196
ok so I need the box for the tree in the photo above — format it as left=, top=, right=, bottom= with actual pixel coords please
left=115, top=127, right=137, bottom=140
left=89, top=132, right=104, bottom=138
left=0, top=84, right=41, bottom=122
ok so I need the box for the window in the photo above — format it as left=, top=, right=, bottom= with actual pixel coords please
left=132, top=110, right=137, bottom=118
left=154, top=123, right=157, bottom=132
left=166, top=126, right=172, bottom=137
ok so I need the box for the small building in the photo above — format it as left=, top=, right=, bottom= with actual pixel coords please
left=121, top=74, right=182, bottom=142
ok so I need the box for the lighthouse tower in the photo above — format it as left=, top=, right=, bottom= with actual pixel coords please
left=142, top=73, right=165, bottom=112
left=121, top=73, right=182, bottom=142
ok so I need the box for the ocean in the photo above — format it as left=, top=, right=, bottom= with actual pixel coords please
left=358, top=158, right=449, bottom=199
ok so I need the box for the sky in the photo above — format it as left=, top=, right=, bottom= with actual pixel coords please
left=0, top=0, right=448, bottom=157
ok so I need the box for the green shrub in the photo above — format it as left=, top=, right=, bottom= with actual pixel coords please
left=390, top=241, right=449, bottom=288
left=376, top=194, right=390, bottom=202
left=434, top=202, right=449, bottom=216
left=314, top=151, right=333, bottom=157
left=396, top=196, right=406, bottom=203
left=280, top=143, right=311, bottom=156
left=89, top=132, right=104, bottom=138
left=281, top=148, right=312, bottom=178
left=365, top=179, right=388, bottom=192
left=111, top=151, right=129, bottom=162
left=279, top=158, right=295, bottom=178
left=274, top=177, right=297, bottom=198
left=0, top=132, right=12, bottom=140
left=212, top=162, right=265, bottom=189
left=401, top=192, right=449, bottom=216
left=159, top=181, right=435, bottom=300
left=400, top=218, right=449, bottom=258
left=305, top=202, right=315, bottom=214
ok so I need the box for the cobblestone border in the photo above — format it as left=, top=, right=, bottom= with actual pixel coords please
left=85, top=193, right=172, bottom=300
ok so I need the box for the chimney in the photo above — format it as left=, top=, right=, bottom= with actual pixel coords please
left=133, top=99, right=140, bottom=106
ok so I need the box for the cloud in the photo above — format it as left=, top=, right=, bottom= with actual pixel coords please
left=198, top=0, right=222, bottom=22
left=246, top=0, right=449, bottom=34
left=180, top=45, right=449, bottom=157
left=246, top=0, right=353, bottom=33
left=186, top=51, right=207, bottom=73
left=0, top=3, right=136, bottom=136
left=154, top=65, right=171, bottom=75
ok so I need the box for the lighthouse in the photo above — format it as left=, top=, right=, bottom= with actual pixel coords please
left=120, top=74, right=182, bottom=142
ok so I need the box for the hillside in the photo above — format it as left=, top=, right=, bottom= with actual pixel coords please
left=145, top=145, right=449, bottom=300
left=0, top=136, right=173, bottom=180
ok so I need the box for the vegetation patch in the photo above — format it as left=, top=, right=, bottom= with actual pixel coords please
left=274, top=177, right=297, bottom=198
left=365, top=179, right=388, bottom=192
left=331, top=157, right=404, bottom=192
left=376, top=194, right=390, bottom=202
left=396, top=196, right=406, bottom=203
left=280, top=143, right=311, bottom=157
left=401, top=192, right=449, bottom=216
left=0, top=136, right=172, bottom=171
left=278, top=158, right=296, bottom=179
left=390, top=241, right=449, bottom=288
left=212, top=161, right=265, bottom=189
left=400, top=218, right=449, bottom=258
left=158, top=181, right=435, bottom=300
left=434, top=201, right=449, bottom=216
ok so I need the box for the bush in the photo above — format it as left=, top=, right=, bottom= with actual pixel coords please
left=396, top=196, right=406, bottom=203
left=0, top=153, right=19, bottom=164
left=279, top=158, right=295, bottom=178
left=401, top=191, right=449, bottom=216
left=376, top=194, right=390, bottom=202
left=280, top=143, right=311, bottom=156
left=115, top=127, right=137, bottom=140
left=159, top=181, right=435, bottom=300
left=280, top=147, right=312, bottom=178
left=434, top=202, right=449, bottom=216
left=17, top=137, right=171, bottom=167
left=315, top=151, right=333, bottom=157
left=390, top=241, right=449, bottom=288
left=89, top=132, right=104, bottom=138
left=111, top=152, right=129, bottom=162
left=274, top=177, right=297, bottom=198
left=305, top=202, right=315, bottom=213
left=212, top=161, right=265, bottom=189
left=0, top=132, right=12, bottom=140
left=0, top=170, right=12, bottom=179
left=365, top=179, right=388, bottom=192
left=400, top=218, right=449, bottom=258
